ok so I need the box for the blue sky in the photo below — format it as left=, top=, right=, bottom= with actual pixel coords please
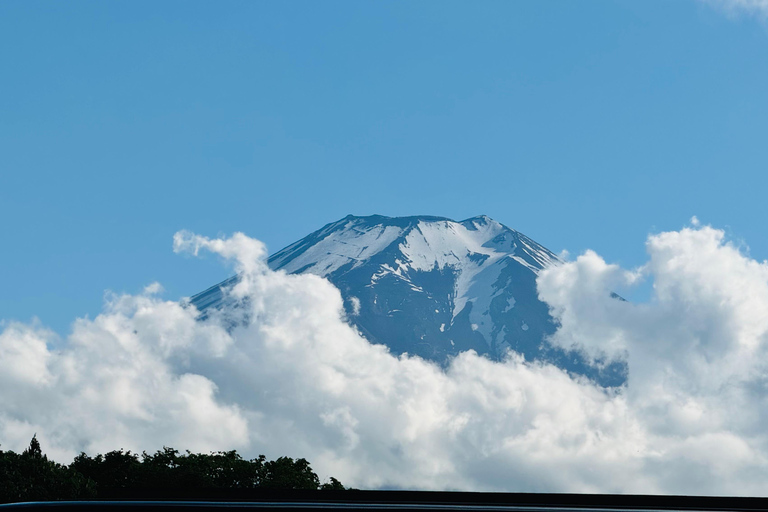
left=2, top=0, right=768, bottom=334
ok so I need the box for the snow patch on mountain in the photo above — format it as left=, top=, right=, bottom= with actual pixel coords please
left=272, top=222, right=404, bottom=276
left=191, top=214, right=626, bottom=386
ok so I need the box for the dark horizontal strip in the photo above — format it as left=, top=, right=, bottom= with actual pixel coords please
left=5, top=491, right=768, bottom=511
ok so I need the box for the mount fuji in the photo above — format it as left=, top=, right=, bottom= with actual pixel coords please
left=190, top=215, right=626, bottom=386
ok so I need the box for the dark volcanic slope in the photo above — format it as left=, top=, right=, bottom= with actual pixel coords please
left=190, top=215, right=626, bottom=386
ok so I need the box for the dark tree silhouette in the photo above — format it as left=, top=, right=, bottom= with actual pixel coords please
left=261, top=456, right=320, bottom=490
left=1, top=436, right=346, bottom=504
left=0, top=436, right=95, bottom=503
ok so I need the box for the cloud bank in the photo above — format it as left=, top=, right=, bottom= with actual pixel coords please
left=3, top=223, right=768, bottom=494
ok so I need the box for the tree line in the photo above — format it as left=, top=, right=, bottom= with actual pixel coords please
left=0, top=435, right=345, bottom=504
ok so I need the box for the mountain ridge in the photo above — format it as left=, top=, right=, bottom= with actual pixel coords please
left=190, top=214, right=626, bottom=386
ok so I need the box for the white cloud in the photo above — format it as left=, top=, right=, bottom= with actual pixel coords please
left=143, top=282, right=164, bottom=295
left=349, top=296, right=361, bottom=316
left=702, top=0, right=768, bottom=17
left=3, top=225, right=768, bottom=494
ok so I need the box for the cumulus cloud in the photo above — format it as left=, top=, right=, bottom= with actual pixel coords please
left=3, top=224, right=768, bottom=494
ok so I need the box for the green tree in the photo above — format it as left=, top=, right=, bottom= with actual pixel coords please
left=320, top=477, right=346, bottom=490
left=71, top=449, right=142, bottom=489
left=1, top=437, right=344, bottom=501
left=0, top=436, right=95, bottom=504
left=261, top=457, right=320, bottom=490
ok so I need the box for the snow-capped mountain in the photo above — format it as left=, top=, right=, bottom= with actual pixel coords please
left=190, top=215, right=625, bottom=386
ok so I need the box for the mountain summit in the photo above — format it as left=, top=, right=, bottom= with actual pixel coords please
left=191, top=215, right=625, bottom=386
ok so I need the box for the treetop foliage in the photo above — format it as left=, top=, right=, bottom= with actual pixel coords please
left=0, top=436, right=345, bottom=504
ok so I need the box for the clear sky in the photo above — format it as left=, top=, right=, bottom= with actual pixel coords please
left=2, top=0, right=768, bottom=334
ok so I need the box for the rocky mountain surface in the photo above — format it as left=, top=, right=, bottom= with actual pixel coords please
left=190, top=215, right=625, bottom=386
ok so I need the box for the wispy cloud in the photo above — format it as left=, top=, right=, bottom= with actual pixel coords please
left=3, top=224, right=768, bottom=493
left=703, top=0, right=768, bottom=17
